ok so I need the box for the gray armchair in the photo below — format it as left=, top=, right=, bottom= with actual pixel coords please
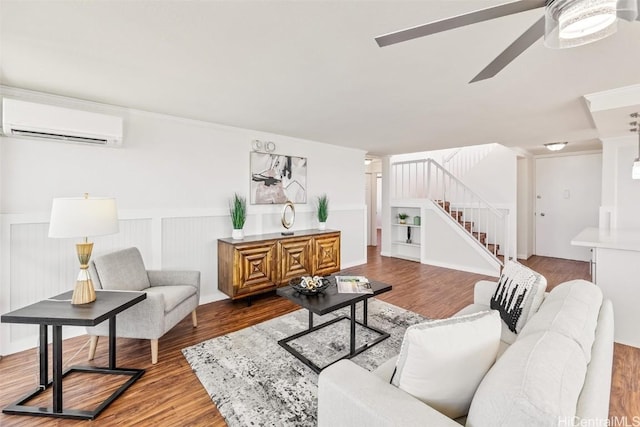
left=86, top=247, right=200, bottom=364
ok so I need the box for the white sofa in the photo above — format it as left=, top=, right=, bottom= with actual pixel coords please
left=318, top=279, right=614, bottom=427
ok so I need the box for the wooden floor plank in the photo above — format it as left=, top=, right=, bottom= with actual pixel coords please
left=0, top=246, right=637, bottom=426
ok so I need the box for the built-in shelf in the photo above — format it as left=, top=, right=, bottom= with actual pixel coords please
left=390, top=205, right=422, bottom=263
left=392, top=241, right=420, bottom=248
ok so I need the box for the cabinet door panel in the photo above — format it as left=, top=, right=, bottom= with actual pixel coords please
left=235, top=243, right=275, bottom=295
left=314, top=234, right=341, bottom=276
left=279, top=238, right=313, bottom=283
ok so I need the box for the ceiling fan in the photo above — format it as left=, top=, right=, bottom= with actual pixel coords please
left=375, top=0, right=639, bottom=83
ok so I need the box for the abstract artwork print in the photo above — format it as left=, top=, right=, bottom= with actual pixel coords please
left=250, top=152, right=307, bottom=204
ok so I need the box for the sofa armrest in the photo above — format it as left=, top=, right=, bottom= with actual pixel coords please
left=474, top=280, right=498, bottom=306
left=147, top=270, right=200, bottom=291
left=318, top=360, right=461, bottom=427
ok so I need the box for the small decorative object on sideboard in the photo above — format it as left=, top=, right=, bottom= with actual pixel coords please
left=398, top=213, right=409, bottom=224
left=290, top=276, right=331, bottom=295
left=413, top=216, right=421, bottom=226
left=229, top=193, right=246, bottom=240
left=281, top=200, right=295, bottom=236
left=317, top=194, right=329, bottom=230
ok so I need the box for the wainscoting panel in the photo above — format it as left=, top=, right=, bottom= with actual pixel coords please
left=0, top=206, right=366, bottom=355
left=161, top=216, right=227, bottom=303
left=2, top=217, right=153, bottom=355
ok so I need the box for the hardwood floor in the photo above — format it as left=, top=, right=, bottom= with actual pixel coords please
left=0, top=247, right=638, bottom=426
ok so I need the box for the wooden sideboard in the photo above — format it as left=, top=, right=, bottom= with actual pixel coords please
left=218, top=229, right=341, bottom=300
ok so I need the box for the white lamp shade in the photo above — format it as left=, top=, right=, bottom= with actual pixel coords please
left=48, top=196, right=119, bottom=238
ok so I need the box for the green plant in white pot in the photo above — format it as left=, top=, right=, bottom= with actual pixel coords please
left=230, top=193, right=247, bottom=240
left=317, top=194, right=329, bottom=230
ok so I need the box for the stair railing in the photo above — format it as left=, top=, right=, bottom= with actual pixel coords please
left=427, top=159, right=507, bottom=263
left=390, top=158, right=508, bottom=264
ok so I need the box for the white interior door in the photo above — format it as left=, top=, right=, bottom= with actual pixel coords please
left=535, top=154, right=602, bottom=261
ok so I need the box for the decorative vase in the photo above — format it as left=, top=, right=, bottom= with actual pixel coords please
left=318, top=222, right=326, bottom=231
left=399, top=219, right=406, bottom=224
left=232, top=229, right=244, bottom=240
left=414, top=216, right=421, bottom=226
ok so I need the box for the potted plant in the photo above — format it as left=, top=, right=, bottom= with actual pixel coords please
left=230, top=193, right=246, bottom=240
left=317, top=194, right=329, bottom=230
left=398, top=213, right=409, bottom=224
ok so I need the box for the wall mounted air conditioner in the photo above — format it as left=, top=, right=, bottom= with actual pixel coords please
left=1, top=98, right=123, bottom=146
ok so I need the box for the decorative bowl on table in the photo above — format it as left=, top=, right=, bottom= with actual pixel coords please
left=290, top=276, right=331, bottom=295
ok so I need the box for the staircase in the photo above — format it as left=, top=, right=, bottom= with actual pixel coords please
left=435, top=200, right=500, bottom=256
left=390, top=156, right=510, bottom=265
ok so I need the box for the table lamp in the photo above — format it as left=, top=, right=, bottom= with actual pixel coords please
left=48, top=193, right=119, bottom=305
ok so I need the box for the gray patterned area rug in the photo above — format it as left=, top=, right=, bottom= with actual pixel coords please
left=182, top=299, right=427, bottom=427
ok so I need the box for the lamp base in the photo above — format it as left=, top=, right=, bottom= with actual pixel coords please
left=71, top=242, right=96, bottom=305
left=71, top=277, right=96, bottom=305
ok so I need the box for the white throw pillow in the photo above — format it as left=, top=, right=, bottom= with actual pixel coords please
left=390, top=310, right=501, bottom=419
left=490, top=260, right=546, bottom=334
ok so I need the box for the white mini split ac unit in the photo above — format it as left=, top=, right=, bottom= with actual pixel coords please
left=1, top=98, right=123, bottom=146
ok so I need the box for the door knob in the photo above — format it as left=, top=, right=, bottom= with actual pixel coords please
left=540, top=213, right=545, bottom=216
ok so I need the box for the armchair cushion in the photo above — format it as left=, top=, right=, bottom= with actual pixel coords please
left=93, top=247, right=150, bottom=291
left=147, top=270, right=200, bottom=289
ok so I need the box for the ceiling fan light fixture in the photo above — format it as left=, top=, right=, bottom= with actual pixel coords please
left=544, top=0, right=637, bottom=49
left=545, top=141, right=568, bottom=151
left=559, top=0, right=617, bottom=39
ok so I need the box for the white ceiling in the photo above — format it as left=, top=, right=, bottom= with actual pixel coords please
left=1, top=0, right=639, bottom=156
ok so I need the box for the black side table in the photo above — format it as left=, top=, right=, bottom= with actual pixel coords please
left=1, top=290, right=146, bottom=420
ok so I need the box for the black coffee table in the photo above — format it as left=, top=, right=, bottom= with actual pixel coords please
left=276, top=276, right=392, bottom=373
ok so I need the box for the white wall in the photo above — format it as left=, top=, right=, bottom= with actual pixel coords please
left=517, top=156, right=534, bottom=259
left=0, top=87, right=367, bottom=355
left=600, top=135, right=640, bottom=229
left=422, top=203, right=500, bottom=277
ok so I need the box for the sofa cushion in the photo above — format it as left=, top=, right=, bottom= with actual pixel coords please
left=93, top=247, right=150, bottom=291
left=455, top=303, right=518, bottom=346
left=490, top=260, right=546, bottom=334
left=391, top=310, right=501, bottom=419
left=466, top=331, right=587, bottom=427
left=146, top=285, right=197, bottom=312
left=519, top=279, right=602, bottom=363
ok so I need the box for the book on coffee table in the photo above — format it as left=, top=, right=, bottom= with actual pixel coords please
left=336, top=276, right=373, bottom=294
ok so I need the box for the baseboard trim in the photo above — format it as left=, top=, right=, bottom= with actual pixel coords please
left=422, top=258, right=500, bottom=278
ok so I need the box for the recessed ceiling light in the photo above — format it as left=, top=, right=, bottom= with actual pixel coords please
left=544, top=142, right=568, bottom=151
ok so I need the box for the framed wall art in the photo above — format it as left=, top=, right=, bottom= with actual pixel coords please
left=250, top=152, right=307, bottom=204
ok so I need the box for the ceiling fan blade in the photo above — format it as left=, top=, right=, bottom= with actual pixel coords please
left=375, top=0, right=545, bottom=47
left=469, top=15, right=545, bottom=83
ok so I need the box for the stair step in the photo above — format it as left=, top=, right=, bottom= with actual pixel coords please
left=435, top=200, right=450, bottom=212
left=460, top=221, right=473, bottom=232
left=486, top=243, right=500, bottom=254
left=449, top=210, right=463, bottom=220
left=472, top=232, right=487, bottom=244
